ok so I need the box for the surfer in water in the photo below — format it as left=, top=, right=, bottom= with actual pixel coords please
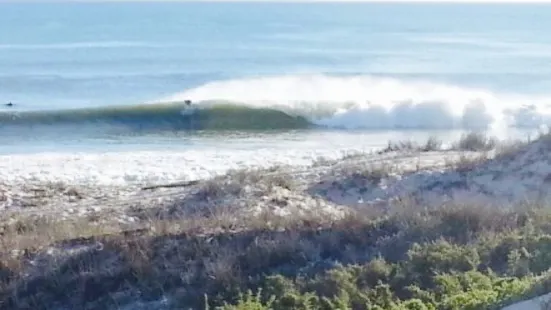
left=180, top=100, right=197, bottom=116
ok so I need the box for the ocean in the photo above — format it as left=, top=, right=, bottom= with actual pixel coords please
left=1, top=1, right=550, bottom=186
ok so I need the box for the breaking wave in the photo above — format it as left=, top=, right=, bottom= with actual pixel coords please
left=159, top=74, right=551, bottom=131
left=3, top=74, right=551, bottom=132
left=0, top=102, right=311, bottom=131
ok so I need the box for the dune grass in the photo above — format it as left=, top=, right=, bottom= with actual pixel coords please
left=3, top=200, right=551, bottom=310
left=2, top=133, right=551, bottom=309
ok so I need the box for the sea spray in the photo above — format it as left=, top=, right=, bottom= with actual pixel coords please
left=158, top=74, right=551, bottom=130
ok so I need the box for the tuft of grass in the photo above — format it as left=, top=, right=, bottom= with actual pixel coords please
left=454, top=132, right=498, bottom=152
left=380, top=136, right=443, bottom=154
left=191, top=167, right=297, bottom=204
left=445, top=153, right=490, bottom=173
left=329, top=162, right=394, bottom=190
left=421, top=136, right=443, bottom=152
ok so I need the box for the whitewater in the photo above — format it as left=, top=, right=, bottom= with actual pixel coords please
left=158, top=74, right=551, bottom=130
left=2, top=2, right=551, bottom=186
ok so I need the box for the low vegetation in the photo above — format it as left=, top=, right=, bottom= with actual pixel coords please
left=381, top=136, right=443, bottom=153
left=382, top=132, right=500, bottom=154
left=453, top=132, right=498, bottom=152
left=1, top=132, right=551, bottom=310
left=2, top=201, right=551, bottom=310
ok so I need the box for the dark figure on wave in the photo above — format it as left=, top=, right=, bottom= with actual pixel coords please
left=179, top=100, right=197, bottom=117
left=4, top=102, right=13, bottom=107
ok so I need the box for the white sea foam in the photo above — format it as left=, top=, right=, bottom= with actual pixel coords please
left=158, top=74, right=551, bottom=132
left=0, top=131, right=404, bottom=187
left=1, top=128, right=535, bottom=189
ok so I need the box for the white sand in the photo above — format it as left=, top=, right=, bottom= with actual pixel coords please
left=312, top=138, right=551, bottom=209
left=2, top=134, right=550, bottom=227
left=501, top=293, right=551, bottom=310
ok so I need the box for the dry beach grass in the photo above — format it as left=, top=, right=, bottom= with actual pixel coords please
left=3, top=132, right=551, bottom=309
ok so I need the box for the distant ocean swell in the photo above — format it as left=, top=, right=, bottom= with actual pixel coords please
left=0, top=41, right=186, bottom=50
left=2, top=74, right=551, bottom=132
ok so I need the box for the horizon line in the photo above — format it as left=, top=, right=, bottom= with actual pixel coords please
left=4, top=0, right=551, bottom=3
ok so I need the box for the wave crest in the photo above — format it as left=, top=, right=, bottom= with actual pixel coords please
left=0, top=103, right=312, bottom=131
left=159, top=74, right=551, bottom=130
left=3, top=74, right=551, bottom=133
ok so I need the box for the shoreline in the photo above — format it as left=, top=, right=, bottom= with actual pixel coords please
left=0, top=145, right=484, bottom=221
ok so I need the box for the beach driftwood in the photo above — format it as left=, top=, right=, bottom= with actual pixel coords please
left=141, top=180, right=200, bottom=191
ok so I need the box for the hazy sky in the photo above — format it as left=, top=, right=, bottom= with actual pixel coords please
left=3, top=0, right=551, bottom=3
left=3, top=0, right=551, bottom=2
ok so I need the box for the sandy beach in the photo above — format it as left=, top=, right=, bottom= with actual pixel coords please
left=2, top=133, right=551, bottom=309
left=0, top=139, right=489, bottom=226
